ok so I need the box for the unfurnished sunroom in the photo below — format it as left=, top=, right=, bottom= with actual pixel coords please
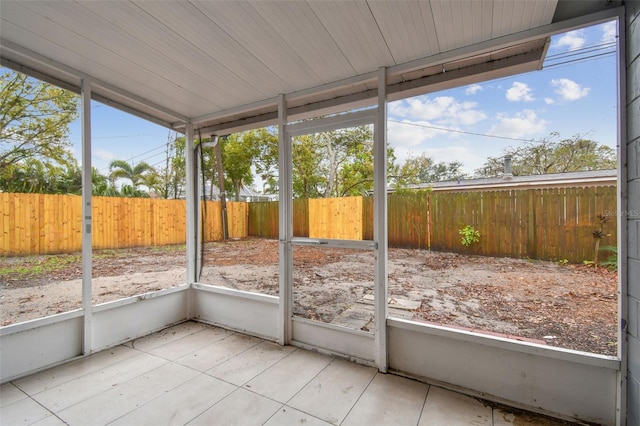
left=1, top=1, right=639, bottom=425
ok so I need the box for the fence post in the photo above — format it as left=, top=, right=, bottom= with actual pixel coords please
left=526, top=189, right=538, bottom=259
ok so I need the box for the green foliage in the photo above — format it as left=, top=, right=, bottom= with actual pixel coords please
left=458, top=225, right=480, bottom=247
left=392, top=153, right=468, bottom=189
left=108, top=160, right=154, bottom=188
left=0, top=158, right=81, bottom=194
left=558, top=258, right=569, bottom=265
left=1, top=69, right=79, bottom=170
left=292, top=133, right=325, bottom=198
left=158, top=133, right=187, bottom=199
left=0, top=255, right=80, bottom=278
left=599, top=246, right=618, bottom=271
left=221, top=132, right=260, bottom=201
left=296, top=127, right=366, bottom=198
left=290, top=125, right=392, bottom=198
left=250, top=127, right=279, bottom=194
left=1, top=69, right=80, bottom=193
left=474, top=132, right=616, bottom=177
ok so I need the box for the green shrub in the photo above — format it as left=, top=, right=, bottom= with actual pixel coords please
left=599, top=246, right=617, bottom=271
left=459, top=225, right=480, bottom=247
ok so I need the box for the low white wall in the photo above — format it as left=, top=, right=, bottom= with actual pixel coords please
left=91, top=285, right=190, bottom=352
left=388, top=318, right=619, bottom=426
left=0, top=285, right=190, bottom=383
left=291, top=317, right=375, bottom=363
left=1, top=288, right=620, bottom=425
left=0, top=312, right=83, bottom=383
left=191, top=284, right=279, bottom=341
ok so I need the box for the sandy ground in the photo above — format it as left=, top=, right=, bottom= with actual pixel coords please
left=0, top=238, right=618, bottom=355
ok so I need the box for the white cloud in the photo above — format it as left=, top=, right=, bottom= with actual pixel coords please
left=553, top=29, right=586, bottom=51
left=550, top=78, right=590, bottom=101
left=489, top=110, right=547, bottom=139
left=544, top=98, right=555, bottom=105
left=94, top=149, right=117, bottom=162
left=505, top=82, right=535, bottom=102
left=465, top=84, right=483, bottom=95
left=387, top=119, right=447, bottom=150
left=388, top=96, right=486, bottom=126
left=601, top=21, right=617, bottom=43
left=422, top=146, right=474, bottom=165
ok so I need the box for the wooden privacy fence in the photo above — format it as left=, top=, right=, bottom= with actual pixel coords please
left=0, top=193, right=246, bottom=256
left=385, top=187, right=617, bottom=262
left=248, top=186, right=617, bottom=263
left=2, top=187, right=617, bottom=262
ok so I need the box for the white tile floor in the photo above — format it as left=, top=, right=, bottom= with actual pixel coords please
left=1, top=321, right=576, bottom=426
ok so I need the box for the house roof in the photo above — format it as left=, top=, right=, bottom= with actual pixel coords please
left=403, top=169, right=617, bottom=192
left=0, top=1, right=621, bottom=135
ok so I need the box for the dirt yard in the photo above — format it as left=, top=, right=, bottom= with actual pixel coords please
left=0, top=237, right=618, bottom=356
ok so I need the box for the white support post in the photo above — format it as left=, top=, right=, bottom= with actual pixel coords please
left=374, top=67, right=388, bottom=372
left=185, top=122, right=197, bottom=289
left=278, top=94, right=291, bottom=345
left=80, top=78, right=93, bottom=355
left=615, top=10, right=628, bottom=426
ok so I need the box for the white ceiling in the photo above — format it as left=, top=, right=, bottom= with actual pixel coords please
left=0, top=0, right=618, bottom=134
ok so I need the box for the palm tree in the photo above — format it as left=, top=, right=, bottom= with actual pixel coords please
left=108, top=160, right=155, bottom=189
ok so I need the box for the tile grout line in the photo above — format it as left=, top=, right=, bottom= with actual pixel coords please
left=415, top=381, right=432, bottom=426
left=128, top=321, right=207, bottom=351
left=280, top=355, right=336, bottom=406
left=239, top=353, right=333, bottom=407
left=236, top=353, right=338, bottom=424
left=12, top=344, right=145, bottom=398
left=337, top=368, right=379, bottom=426
left=145, top=327, right=237, bottom=363
left=110, top=330, right=265, bottom=426
left=234, top=345, right=300, bottom=388
left=17, top=350, right=170, bottom=416
left=201, top=342, right=294, bottom=387
left=29, top=394, right=66, bottom=426
left=44, top=355, right=176, bottom=420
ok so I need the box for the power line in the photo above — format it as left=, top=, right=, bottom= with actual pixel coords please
left=545, top=41, right=615, bottom=60
left=387, top=119, right=535, bottom=143
left=544, top=51, right=615, bottom=69
left=97, top=143, right=168, bottom=174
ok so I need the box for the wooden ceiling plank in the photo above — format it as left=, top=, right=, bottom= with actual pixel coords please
left=193, top=1, right=324, bottom=91
left=134, top=1, right=286, bottom=98
left=74, top=1, right=260, bottom=105
left=0, top=9, right=213, bottom=116
left=250, top=1, right=355, bottom=84
left=308, top=1, right=394, bottom=74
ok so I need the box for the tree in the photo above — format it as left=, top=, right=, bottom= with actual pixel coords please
left=475, top=133, right=616, bottom=177
left=290, top=125, right=383, bottom=198
left=161, top=134, right=187, bottom=199
left=392, top=153, right=467, bottom=189
left=0, top=157, right=85, bottom=194
left=1, top=69, right=78, bottom=174
left=249, top=127, right=279, bottom=194
left=92, top=168, right=120, bottom=196
left=152, top=133, right=185, bottom=199
left=221, top=133, right=259, bottom=201
left=292, top=134, right=325, bottom=198
left=108, top=159, right=155, bottom=194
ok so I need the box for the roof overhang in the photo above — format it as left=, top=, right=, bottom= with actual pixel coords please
left=0, top=0, right=623, bottom=135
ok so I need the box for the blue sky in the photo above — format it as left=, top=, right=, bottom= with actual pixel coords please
left=68, top=21, right=618, bottom=183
